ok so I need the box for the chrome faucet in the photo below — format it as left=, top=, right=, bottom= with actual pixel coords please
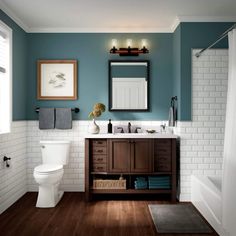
left=128, top=122, right=131, bottom=133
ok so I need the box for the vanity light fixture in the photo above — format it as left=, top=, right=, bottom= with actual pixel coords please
left=110, top=39, right=149, bottom=56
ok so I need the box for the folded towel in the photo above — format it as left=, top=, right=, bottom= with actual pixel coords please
left=55, top=108, right=72, bottom=129
left=39, top=108, right=55, bottom=129
left=148, top=176, right=170, bottom=179
left=149, top=183, right=170, bottom=187
left=135, top=183, right=148, bottom=187
left=136, top=177, right=146, bottom=181
left=149, top=186, right=170, bottom=189
left=148, top=180, right=170, bottom=182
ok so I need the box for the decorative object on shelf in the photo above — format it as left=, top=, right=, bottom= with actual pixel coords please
left=37, top=60, right=77, bottom=100
left=93, top=179, right=126, bottom=190
left=88, top=103, right=106, bottom=134
left=89, top=119, right=100, bottom=134
left=110, top=39, right=149, bottom=56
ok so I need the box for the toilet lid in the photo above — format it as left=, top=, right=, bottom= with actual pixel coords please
left=34, top=164, right=63, bottom=174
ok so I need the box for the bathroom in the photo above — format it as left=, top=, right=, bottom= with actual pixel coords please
left=0, top=1, right=236, bottom=235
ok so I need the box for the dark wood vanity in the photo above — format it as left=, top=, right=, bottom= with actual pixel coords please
left=85, top=137, right=178, bottom=202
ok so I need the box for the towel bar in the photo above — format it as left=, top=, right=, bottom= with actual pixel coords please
left=35, top=107, right=80, bottom=113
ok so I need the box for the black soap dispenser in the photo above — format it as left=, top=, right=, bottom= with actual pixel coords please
left=108, top=119, right=112, bottom=133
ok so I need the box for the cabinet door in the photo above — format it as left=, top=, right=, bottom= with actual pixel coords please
left=131, top=139, right=154, bottom=173
left=108, top=139, right=130, bottom=173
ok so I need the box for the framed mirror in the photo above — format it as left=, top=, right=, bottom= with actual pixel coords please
left=109, top=60, right=149, bottom=111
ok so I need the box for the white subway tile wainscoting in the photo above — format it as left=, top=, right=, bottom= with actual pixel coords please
left=0, top=121, right=27, bottom=214
left=0, top=49, right=228, bottom=213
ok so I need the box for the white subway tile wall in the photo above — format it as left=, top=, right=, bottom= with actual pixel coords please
left=26, top=120, right=166, bottom=192
left=175, top=49, right=228, bottom=200
left=0, top=121, right=27, bottom=214
left=0, top=49, right=228, bottom=213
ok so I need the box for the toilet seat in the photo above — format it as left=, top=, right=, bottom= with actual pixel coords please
left=34, top=164, right=63, bottom=175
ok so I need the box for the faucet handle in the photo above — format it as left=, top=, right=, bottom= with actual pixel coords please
left=117, top=127, right=124, bottom=133
left=160, top=124, right=166, bottom=132
left=135, top=127, right=142, bottom=133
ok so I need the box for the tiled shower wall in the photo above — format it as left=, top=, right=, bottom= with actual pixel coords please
left=0, top=49, right=228, bottom=213
left=176, top=49, right=228, bottom=200
left=0, top=121, right=27, bottom=214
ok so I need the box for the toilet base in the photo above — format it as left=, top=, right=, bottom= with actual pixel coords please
left=36, top=184, right=64, bottom=208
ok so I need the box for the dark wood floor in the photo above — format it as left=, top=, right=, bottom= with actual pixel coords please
left=0, top=193, right=218, bottom=236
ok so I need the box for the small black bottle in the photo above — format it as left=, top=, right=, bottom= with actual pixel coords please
left=108, top=119, right=112, bottom=133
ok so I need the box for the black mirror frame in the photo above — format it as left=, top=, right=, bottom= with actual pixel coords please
left=108, top=60, right=150, bottom=112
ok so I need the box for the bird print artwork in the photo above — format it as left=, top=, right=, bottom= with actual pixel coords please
left=49, top=71, right=66, bottom=88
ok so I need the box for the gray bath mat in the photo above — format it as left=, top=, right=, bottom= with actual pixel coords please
left=148, top=204, right=213, bottom=233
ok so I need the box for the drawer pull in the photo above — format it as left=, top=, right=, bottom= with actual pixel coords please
left=97, top=150, right=103, bottom=153
left=97, top=158, right=103, bottom=161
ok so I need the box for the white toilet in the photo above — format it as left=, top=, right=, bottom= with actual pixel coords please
left=33, top=140, right=70, bottom=208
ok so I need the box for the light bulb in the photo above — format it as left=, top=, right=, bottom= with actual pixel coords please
left=127, top=39, right=132, bottom=48
left=111, top=39, right=117, bottom=48
left=141, top=39, right=147, bottom=48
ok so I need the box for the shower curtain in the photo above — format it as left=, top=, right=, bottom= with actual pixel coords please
left=222, top=29, right=236, bottom=236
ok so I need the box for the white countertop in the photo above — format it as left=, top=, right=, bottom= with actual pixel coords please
left=84, top=133, right=178, bottom=139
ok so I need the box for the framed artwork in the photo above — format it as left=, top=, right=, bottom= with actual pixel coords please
left=37, top=60, right=77, bottom=100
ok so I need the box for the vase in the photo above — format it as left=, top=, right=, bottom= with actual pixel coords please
left=89, top=119, right=100, bottom=134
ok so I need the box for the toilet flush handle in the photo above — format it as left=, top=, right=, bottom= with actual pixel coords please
left=41, top=145, right=45, bottom=149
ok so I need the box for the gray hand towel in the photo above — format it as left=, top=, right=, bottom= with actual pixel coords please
left=168, top=106, right=175, bottom=127
left=39, top=108, right=55, bottom=129
left=55, top=108, right=72, bottom=129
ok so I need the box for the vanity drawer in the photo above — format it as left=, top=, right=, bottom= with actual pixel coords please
left=155, top=155, right=171, bottom=172
left=157, top=163, right=171, bottom=172
left=154, top=147, right=171, bottom=155
left=92, top=140, right=107, bottom=147
left=92, top=164, right=107, bottom=172
left=155, top=139, right=171, bottom=147
left=93, top=155, right=107, bottom=164
left=92, top=146, right=107, bottom=154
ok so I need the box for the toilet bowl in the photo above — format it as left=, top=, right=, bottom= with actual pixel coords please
left=33, top=141, right=70, bottom=208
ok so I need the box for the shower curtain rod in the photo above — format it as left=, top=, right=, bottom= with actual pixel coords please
left=195, top=23, right=236, bottom=58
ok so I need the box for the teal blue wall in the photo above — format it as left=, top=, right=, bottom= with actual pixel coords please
left=177, top=22, right=233, bottom=120
left=0, top=9, right=234, bottom=121
left=27, top=33, right=173, bottom=120
left=0, top=10, right=27, bottom=120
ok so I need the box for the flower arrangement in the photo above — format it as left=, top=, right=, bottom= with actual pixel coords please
left=88, top=103, right=106, bottom=119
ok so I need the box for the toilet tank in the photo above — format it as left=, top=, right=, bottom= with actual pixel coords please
left=40, top=140, right=70, bottom=165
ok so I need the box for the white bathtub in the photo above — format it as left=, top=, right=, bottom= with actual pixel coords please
left=191, top=175, right=227, bottom=236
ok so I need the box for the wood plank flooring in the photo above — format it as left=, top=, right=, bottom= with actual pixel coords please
left=0, top=193, right=218, bottom=236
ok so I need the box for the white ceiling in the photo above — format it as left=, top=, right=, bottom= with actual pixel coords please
left=0, top=0, right=236, bottom=32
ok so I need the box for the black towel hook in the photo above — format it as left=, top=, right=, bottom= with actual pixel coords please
left=171, top=96, right=177, bottom=106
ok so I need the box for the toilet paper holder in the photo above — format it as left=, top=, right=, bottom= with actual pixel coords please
left=3, top=156, right=11, bottom=168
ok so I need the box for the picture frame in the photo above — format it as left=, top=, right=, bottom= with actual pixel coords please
left=37, top=60, right=77, bottom=100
